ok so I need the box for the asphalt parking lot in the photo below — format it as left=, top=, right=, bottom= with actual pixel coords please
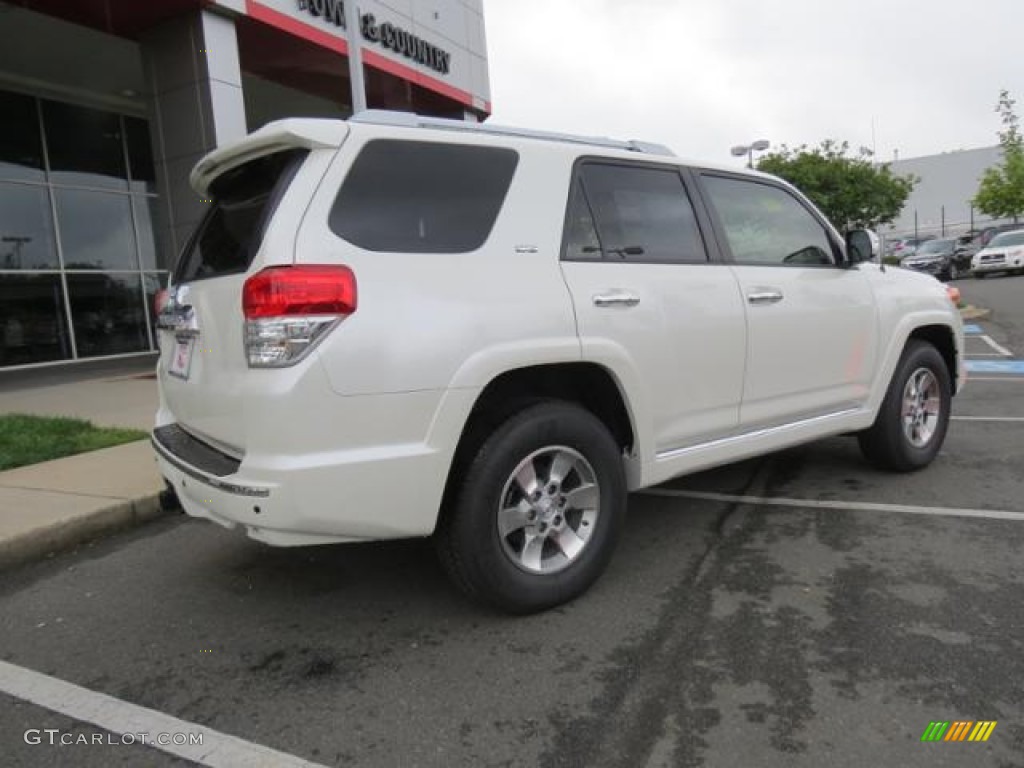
left=2, top=275, right=1024, bottom=768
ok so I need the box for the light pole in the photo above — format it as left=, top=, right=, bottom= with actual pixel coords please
left=730, top=139, right=770, bottom=169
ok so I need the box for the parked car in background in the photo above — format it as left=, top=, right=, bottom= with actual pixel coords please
left=891, top=235, right=935, bottom=261
left=972, top=229, right=1024, bottom=277
left=956, top=223, right=1022, bottom=262
left=900, top=238, right=969, bottom=281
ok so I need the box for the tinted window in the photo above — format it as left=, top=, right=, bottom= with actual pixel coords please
left=702, top=176, right=836, bottom=266
left=175, top=149, right=307, bottom=282
left=66, top=273, right=149, bottom=357
left=0, top=274, right=73, bottom=366
left=124, top=117, right=157, bottom=194
left=570, top=163, right=706, bottom=263
left=0, top=183, right=58, bottom=269
left=329, top=140, right=518, bottom=253
left=42, top=100, right=127, bottom=190
left=0, top=90, right=45, bottom=181
left=55, top=189, right=138, bottom=270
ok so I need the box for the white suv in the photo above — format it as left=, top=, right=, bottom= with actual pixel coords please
left=153, top=111, right=965, bottom=613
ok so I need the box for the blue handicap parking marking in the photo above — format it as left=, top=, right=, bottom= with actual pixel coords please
left=965, top=359, right=1024, bottom=374
left=963, top=324, right=983, bottom=335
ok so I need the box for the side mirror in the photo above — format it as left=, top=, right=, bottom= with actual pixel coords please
left=846, top=229, right=878, bottom=265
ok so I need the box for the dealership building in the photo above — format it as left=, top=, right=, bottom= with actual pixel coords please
left=0, top=0, right=491, bottom=369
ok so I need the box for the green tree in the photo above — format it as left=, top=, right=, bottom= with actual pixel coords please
left=973, top=89, right=1024, bottom=223
left=755, top=140, right=916, bottom=232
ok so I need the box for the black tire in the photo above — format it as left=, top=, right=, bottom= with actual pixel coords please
left=858, top=340, right=951, bottom=472
left=947, top=262, right=959, bottom=281
left=436, top=401, right=626, bottom=614
left=973, top=272, right=986, bottom=279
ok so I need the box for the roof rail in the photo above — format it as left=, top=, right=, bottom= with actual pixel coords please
left=349, top=109, right=675, bottom=157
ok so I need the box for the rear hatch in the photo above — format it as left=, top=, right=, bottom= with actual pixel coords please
left=156, top=121, right=346, bottom=451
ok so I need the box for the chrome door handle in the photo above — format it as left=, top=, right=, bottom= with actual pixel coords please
left=746, top=291, right=783, bottom=305
left=593, top=292, right=640, bottom=308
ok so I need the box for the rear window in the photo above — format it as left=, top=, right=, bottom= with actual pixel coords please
left=329, top=140, right=518, bottom=253
left=174, top=148, right=307, bottom=282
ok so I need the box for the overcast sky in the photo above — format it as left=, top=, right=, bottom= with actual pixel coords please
left=481, top=0, right=1024, bottom=167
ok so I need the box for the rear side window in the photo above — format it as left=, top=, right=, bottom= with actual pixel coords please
left=174, top=148, right=307, bottom=282
left=329, top=140, right=518, bottom=253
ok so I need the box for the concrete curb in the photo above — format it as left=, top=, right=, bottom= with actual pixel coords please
left=0, top=495, right=168, bottom=572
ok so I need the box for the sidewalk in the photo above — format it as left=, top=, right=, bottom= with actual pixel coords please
left=0, top=364, right=166, bottom=570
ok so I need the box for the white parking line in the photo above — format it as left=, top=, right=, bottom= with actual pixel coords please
left=980, top=334, right=1014, bottom=357
left=0, top=660, right=326, bottom=768
left=640, top=488, right=1024, bottom=522
left=952, top=416, right=1024, bottom=422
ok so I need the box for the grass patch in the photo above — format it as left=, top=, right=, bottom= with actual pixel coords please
left=0, top=414, right=147, bottom=472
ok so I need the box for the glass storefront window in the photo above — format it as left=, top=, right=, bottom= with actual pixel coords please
left=42, top=100, right=128, bottom=191
left=143, top=272, right=167, bottom=349
left=125, top=117, right=157, bottom=195
left=0, top=274, right=73, bottom=366
left=55, top=189, right=138, bottom=270
left=66, top=273, right=149, bottom=358
left=0, top=183, right=59, bottom=269
left=133, top=195, right=168, bottom=270
left=0, top=88, right=166, bottom=367
left=0, top=91, right=45, bottom=182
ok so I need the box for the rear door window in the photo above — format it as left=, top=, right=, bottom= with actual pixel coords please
left=565, top=162, right=708, bottom=264
left=174, top=148, right=307, bottom=282
left=329, top=140, right=518, bottom=253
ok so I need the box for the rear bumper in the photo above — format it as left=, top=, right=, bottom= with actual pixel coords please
left=152, top=387, right=479, bottom=546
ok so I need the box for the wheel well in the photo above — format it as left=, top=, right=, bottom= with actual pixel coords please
left=909, top=324, right=958, bottom=393
left=436, top=363, right=635, bottom=529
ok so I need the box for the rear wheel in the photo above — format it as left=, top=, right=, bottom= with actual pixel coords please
left=858, top=340, right=951, bottom=472
left=436, top=401, right=625, bottom=614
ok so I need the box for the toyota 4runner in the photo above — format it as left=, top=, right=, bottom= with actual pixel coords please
left=153, top=111, right=965, bottom=613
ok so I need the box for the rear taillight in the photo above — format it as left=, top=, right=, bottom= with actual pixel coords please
left=242, top=266, right=357, bottom=368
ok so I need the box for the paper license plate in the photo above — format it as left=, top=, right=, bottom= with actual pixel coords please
left=168, top=338, right=195, bottom=380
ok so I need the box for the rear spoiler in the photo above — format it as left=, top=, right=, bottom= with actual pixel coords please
left=190, top=118, right=349, bottom=195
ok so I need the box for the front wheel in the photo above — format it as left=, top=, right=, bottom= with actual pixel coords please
left=858, top=340, right=951, bottom=472
left=947, top=262, right=959, bottom=281
left=436, top=401, right=626, bottom=614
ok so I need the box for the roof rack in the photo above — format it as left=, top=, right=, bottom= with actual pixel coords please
left=349, top=110, right=675, bottom=157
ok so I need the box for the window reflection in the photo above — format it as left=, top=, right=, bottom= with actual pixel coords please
left=125, top=117, right=157, bottom=194
left=133, top=195, right=169, bottom=270
left=143, top=272, right=167, bottom=349
left=66, top=273, right=149, bottom=358
left=0, top=274, right=73, bottom=366
left=43, top=100, right=128, bottom=190
left=0, top=183, right=59, bottom=269
left=0, top=90, right=45, bottom=182
left=55, top=189, right=138, bottom=270
left=0, top=91, right=167, bottom=367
